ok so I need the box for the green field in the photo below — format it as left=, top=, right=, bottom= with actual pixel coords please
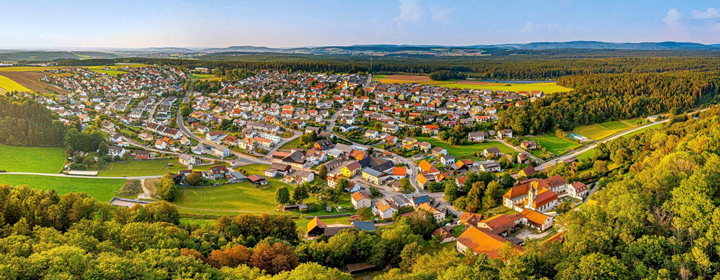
left=98, top=158, right=185, bottom=177
left=437, top=82, right=571, bottom=93
left=0, top=75, right=32, bottom=92
left=191, top=73, right=218, bottom=80
left=416, top=137, right=516, bottom=158
left=526, top=134, right=582, bottom=156
left=576, top=149, right=596, bottom=161
left=572, top=119, right=644, bottom=140
left=0, top=144, right=66, bottom=173
left=278, top=137, right=303, bottom=150
left=623, top=122, right=663, bottom=138
left=0, top=175, right=125, bottom=202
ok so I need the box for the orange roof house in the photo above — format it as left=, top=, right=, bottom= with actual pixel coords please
left=478, top=214, right=516, bottom=236
left=307, top=217, right=326, bottom=237
left=459, top=212, right=483, bottom=227
left=456, top=226, right=523, bottom=259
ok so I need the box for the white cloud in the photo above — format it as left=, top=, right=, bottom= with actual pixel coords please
left=396, top=0, right=422, bottom=22
left=520, top=21, right=558, bottom=33
left=430, top=6, right=454, bottom=23
left=663, top=9, right=682, bottom=27
left=691, top=8, right=720, bottom=19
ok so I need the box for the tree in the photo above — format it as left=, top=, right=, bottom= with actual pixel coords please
left=318, top=165, right=328, bottom=179
left=276, top=187, right=291, bottom=205
left=207, top=245, right=251, bottom=268
left=250, top=242, right=298, bottom=275
left=157, top=174, right=178, bottom=201
left=356, top=207, right=374, bottom=221
left=292, top=184, right=309, bottom=203
left=465, top=181, right=485, bottom=212
left=336, top=178, right=349, bottom=191
left=399, top=178, right=414, bottom=192
left=444, top=180, right=458, bottom=203
left=593, top=160, right=609, bottom=176
left=185, top=172, right=201, bottom=186
left=482, top=181, right=503, bottom=209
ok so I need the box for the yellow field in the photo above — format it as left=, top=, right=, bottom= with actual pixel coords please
left=0, top=75, right=32, bottom=92
left=373, top=74, right=571, bottom=93
left=0, top=66, right=66, bottom=72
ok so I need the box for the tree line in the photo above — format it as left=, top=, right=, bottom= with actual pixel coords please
left=0, top=97, right=66, bottom=146
left=496, top=71, right=720, bottom=135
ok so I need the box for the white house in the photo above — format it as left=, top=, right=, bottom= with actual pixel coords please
left=108, top=146, right=126, bottom=158
left=351, top=191, right=372, bottom=210
left=213, top=146, right=230, bottom=158
left=374, top=199, right=398, bottom=220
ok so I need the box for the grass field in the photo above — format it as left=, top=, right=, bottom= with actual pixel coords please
left=0, top=75, right=32, bottom=92
left=191, top=73, right=219, bottom=80
left=623, top=122, right=663, bottom=138
left=0, top=175, right=125, bottom=202
left=0, top=144, right=66, bottom=173
left=373, top=74, right=571, bottom=93
left=416, top=137, right=516, bottom=158
left=572, top=119, right=645, bottom=140
left=87, top=66, right=127, bottom=76
left=98, top=158, right=185, bottom=177
left=526, top=134, right=582, bottom=156
left=576, top=149, right=595, bottom=161
left=278, top=137, right=303, bottom=150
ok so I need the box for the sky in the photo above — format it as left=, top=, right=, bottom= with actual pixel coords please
left=1, top=0, right=720, bottom=49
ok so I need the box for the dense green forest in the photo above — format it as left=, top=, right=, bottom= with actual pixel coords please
left=496, top=72, right=720, bottom=134
left=60, top=51, right=720, bottom=79
left=0, top=97, right=66, bottom=147
left=4, top=108, right=720, bottom=278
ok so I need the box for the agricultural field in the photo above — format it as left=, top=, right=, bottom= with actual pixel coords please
left=572, top=119, right=645, bottom=140
left=525, top=134, right=582, bottom=156
left=87, top=66, right=126, bottom=76
left=0, top=74, right=32, bottom=93
left=373, top=74, right=571, bottom=93
left=575, top=149, right=596, bottom=161
left=0, top=175, right=125, bottom=202
left=416, top=137, right=516, bottom=158
left=0, top=144, right=67, bottom=173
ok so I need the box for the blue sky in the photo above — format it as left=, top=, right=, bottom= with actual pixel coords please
left=1, top=0, right=720, bottom=48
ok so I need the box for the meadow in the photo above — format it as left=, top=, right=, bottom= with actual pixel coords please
left=191, top=73, right=219, bottom=80
left=98, top=158, right=185, bottom=177
left=416, top=137, right=516, bottom=158
left=572, top=119, right=644, bottom=140
left=0, top=144, right=67, bottom=173
left=278, top=137, right=303, bottom=150
left=525, top=134, right=582, bottom=156
left=0, top=175, right=125, bottom=202
left=0, top=75, right=32, bottom=92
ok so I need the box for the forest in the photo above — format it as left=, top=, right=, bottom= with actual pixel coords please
left=496, top=71, right=720, bottom=135
left=0, top=97, right=66, bottom=147
left=4, top=108, right=720, bottom=279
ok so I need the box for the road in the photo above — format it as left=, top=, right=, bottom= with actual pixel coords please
left=263, top=130, right=302, bottom=158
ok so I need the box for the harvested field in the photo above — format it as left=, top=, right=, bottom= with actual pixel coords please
left=0, top=71, right=69, bottom=94
left=381, top=74, right=432, bottom=82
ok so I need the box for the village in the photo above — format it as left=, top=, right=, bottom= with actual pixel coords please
left=32, top=65, right=603, bottom=261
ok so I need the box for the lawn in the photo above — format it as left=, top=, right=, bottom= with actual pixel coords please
left=526, top=134, right=582, bottom=156
left=0, top=75, right=32, bottom=92
left=98, top=158, right=185, bottom=177
left=0, top=175, right=125, bottom=202
left=576, top=149, right=596, bottom=161
left=416, top=137, right=516, bottom=158
left=278, top=137, right=303, bottom=150
left=0, top=144, right=66, bottom=173
left=191, top=74, right=218, bottom=80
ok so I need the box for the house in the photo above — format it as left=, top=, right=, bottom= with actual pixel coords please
left=499, top=129, right=513, bottom=139
left=432, top=227, right=456, bottom=243
left=418, top=160, right=440, bottom=176
left=213, top=146, right=231, bottom=158
left=109, top=133, right=123, bottom=143
left=459, top=212, right=484, bottom=227
left=362, top=167, right=384, bottom=185
left=477, top=214, right=516, bottom=236
left=521, top=140, right=537, bottom=150
left=421, top=124, right=439, bottom=135
left=314, top=139, right=335, bottom=151
left=352, top=221, right=377, bottom=232
left=265, top=163, right=292, bottom=178
left=479, top=161, right=501, bottom=172
left=503, top=182, right=532, bottom=209
left=108, top=146, right=126, bottom=158
left=134, top=150, right=151, bottom=160
left=364, top=130, right=379, bottom=139
left=351, top=191, right=372, bottom=209
left=441, top=155, right=455, bottom=166
left=374, top=199, right=398, bottom=220
left=518, top=166, right=537, bottom=178
left=456, top=226, right=523, bottom=259
left=206, top=131, right=224, bottom=141
left=179, top=154, right=198, bottom=166
left=207, top=165, right=229, bottom=179
left=517, top=153, right=531, bottom=164
left=527, top=183, right=559, bottom=212
left=468, top=132, right=487, bottom=142
left=391, top=166, right=407, bottom=179
left=520, top=209, right=554, bottom=231
left=417, top=203, right=446, bottom=223
left=294, top=170, right=315, bottom=183
left=382, top=123, right=398, bottom=133
left=248, top=175, right=268, bottom=186
left=431, top=147, right=447, bottom=157
left=154, top=140, right=167, bottom=150
left=543, top=175, right=570, bottom=194
left=483, top=147, right=501, bottom=157
left=307, top=217, right=326, bottom=237
left=416, top=174, right=430, bottom=189
left=341, top=161, right=362, bottom=178
left=412, top=195, right=431, bottom=208
left=567, top=181, right=588, bottom=199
